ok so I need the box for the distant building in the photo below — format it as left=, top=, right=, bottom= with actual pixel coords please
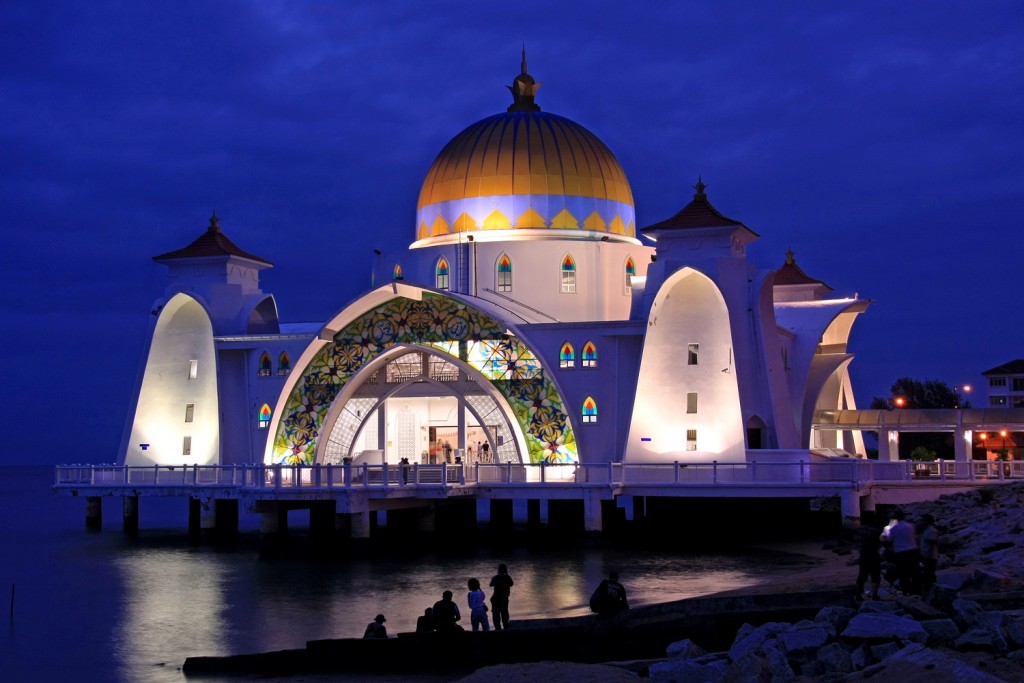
left=118, top=58, right=871, bottom=469
left=981, top=360, right=1024, bottom=408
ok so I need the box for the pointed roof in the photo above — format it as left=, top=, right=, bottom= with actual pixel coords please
left=982, top=359, right=1024, bottom=376
left=640, top=178, right=755, bottom=234
left=774, top=249, right=832, bottom=290
left=153, top=213, right=273, bottom=266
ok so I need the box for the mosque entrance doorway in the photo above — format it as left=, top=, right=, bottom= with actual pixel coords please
left=316, top=347, right=523, bottom=467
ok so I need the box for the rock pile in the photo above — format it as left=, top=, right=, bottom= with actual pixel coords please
left=649, top=482, right=1024, bottom=682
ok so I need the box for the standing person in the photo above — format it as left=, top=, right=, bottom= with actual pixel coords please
left=590, top=571, right=628, bottom=616
left=363, top=614, right=387, bottom=639
left=489, top=563, right=514, bottom=630
left=853, top=512, right=882, bottom=602
left=467, top=578, right=490, bottom=632
left=881, top=509, right=918, bottom=595
left=918, top=513, right=940, bottom=594
left=432, top=590, right=462, bottom=633
left=481, top=441, right=490, bottom=463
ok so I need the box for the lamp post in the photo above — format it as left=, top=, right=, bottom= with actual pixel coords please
left=953, top=384, right=972, bottom=408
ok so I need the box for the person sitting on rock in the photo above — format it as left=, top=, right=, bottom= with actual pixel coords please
left=363, top=613, right=387, bottom=639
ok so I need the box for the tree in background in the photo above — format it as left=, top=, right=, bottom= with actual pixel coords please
left=869, top=378, right=971, bottom=459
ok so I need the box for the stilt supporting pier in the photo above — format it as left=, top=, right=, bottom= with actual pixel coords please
left=418, top=505, right=436, bottom=533
left=841, top=489, right=861, bottom=530
left=123, top=495, right=139, bottom=533
left=350, top=511, right=371, bottom=539
left=583, top=491, right=603, bottom=534
left=86, top=496, right=102, bottom=531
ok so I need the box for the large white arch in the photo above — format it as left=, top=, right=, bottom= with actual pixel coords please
left=626, top=267, right=745, bottom=461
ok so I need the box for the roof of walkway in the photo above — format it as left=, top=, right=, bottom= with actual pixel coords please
left=813, top=408, right=1024, bottom=431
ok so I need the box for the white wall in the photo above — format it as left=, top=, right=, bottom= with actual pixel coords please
left=626, top=268, right=745, bottom=461
left=122, top=293, right=220, bottom=466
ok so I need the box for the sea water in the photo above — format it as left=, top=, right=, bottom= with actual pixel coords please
left=0, top=466, right=822, bottom=682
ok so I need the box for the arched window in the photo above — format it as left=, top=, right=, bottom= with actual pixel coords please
left=559, top=342, right=575, bottom=368
left=258, top=403, right=272, bottom=429
left=258, top=352, right=272, bottom=377
left=393, top=263, right=403, bottom=280
left=582, top=396, right=597, bottom=423
left=497, top=254, right=512, bottom=292
left=436, top=257, right=450, bottom=290
left=560, top=254, right=576, bottom=293
left=624, top=257, right=636, bottom=293
left=277, top=351, right=291, bottom=377
left=582, top=341, right=597, bottom=368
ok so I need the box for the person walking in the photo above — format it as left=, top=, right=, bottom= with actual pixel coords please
left=589, top=571, right=628, bottom=616
left=467, top=578, right=490, bottom=632
left=489, top=563, right=514, bottom=630
left=918, top=513, right=940, bottom=594
left=853, top=512, right=882, bottom=601
left=363, top=614, right=387, bottom=639
left=881, top=509, right=918, bottom=595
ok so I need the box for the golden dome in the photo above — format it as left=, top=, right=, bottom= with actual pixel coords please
left=414, top=60, right=636, bottom=245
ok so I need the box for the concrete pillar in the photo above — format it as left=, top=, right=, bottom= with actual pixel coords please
left=583, top=491, right=603, bottom=534
left=878, top=431, right=899, bottom=462
left=350, top=511, right=372, bottom=539
left=955, top=429, right=972, bottom=462
left=419, top=505, right=437, bottom=532
left=310, top=501, right=336, bottom=540
left=617, top=495, right=635, bottom=522
left=335, top=513, right=352, bottom=537
left=457, top=395, right=467, bottom=456
left=122, top=495, right=139, bottom=534
left=512, top=499, right=529, bottom=525
left=377, top=401, right=387, bottom=457
left=259, top=504, right=287, bottom=555
left=189, top=497, right=201, bottom=537
left=841, top=489, right=861, bottom=530
left=475, top=499, right=491, bottom=527
left=85, top=496, right=102, bottom=531
left=200, top=499, right=217, bottom=530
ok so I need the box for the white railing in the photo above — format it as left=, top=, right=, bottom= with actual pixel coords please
left=54, top=458, right=1024, bottom=492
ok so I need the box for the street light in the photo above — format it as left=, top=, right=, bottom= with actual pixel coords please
left=894, top=396, right=906, bottom=408
left=953, top=384, right=972, bottom=408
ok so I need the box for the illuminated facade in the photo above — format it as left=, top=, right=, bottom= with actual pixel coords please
left=119, top=58, right=870, bottom=470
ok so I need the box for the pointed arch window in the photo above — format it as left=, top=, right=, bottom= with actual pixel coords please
left=582, top=341, right=597, bottom=368
left=559, top=342, right=575, bottom=369
left=582, top=396, right=597, bottom=423
left=560, top=254, right=576, bottom=293
left=497, top=254, right=512, bottom=293
left=258, top=352, right=272, bottom=377
left=436, top=257, right=450, bottom=290
left=393, top=263, right=404, bottom=281
left=258, top=403, right=272, bottom=429
left=277, top=351, right=291, bottom=377
left=624, top=257, right=636, bottom=293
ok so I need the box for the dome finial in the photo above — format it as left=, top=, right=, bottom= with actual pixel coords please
left=507, top=48, right=541, bottom=112
left=786, top=248, right=795, bottom=265
left=209, top=210, right=221, bottom=233
left=693, top=176, right=707, bottom=199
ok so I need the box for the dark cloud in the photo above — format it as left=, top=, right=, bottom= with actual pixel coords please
left=3, top=1, right=1022, bottom=461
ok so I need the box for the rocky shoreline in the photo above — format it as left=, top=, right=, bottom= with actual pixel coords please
left=471, top=482, right=1024, bottom=682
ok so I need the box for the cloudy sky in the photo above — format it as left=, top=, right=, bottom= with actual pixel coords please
left=3, top=1, right=1022, bottom=463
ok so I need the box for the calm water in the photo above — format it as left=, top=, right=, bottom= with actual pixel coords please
left=0, top=466, right=822, bottom=682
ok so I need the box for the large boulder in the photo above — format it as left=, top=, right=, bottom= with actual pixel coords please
left=815, top=641, right=853, bottom=674
left=650, top=657, right=726, bottom=683
left=841, top=613, right=928, bottom=643
left=815, top=605, right=855, bottom=637
left=665, top=637, right=707, bottom=661
left=727, top=622, right=788, bottom=662
left=776, top=625, right=829, bottom=658
left=920, top=618, right=961, bottom=644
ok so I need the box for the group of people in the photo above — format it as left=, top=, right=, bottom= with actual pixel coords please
left=854, top=509, right=940, bottom=600
left=365, top=563, right=514, bottom=638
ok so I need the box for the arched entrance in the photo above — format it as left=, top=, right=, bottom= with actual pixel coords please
left=317, top=346, right=524, bottom=465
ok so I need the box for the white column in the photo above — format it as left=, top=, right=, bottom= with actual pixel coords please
left=840, top=489, right=861, bottom=530
left=878, top=431, right=899, bottom=462
left=955, top=429, right=972, bottom=462
left=583, top=491, right=603, bottom=533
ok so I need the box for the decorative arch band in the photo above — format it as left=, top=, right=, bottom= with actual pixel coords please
left=272, top=293, right=577, bottom=465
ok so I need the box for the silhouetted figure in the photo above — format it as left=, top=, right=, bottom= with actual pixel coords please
left=467, top=578, right=490, bottom=632
left=854, top=512, right=882, bottom=602
left=481, top=441, right=490, bottom=462
left=590, top=571, right=628, bottom=616
left=432, top=590, right=463, bottom=633
left=918, top=513, right=940, bottom=594
left=363, top=613, right=387, bottom=639
left=881, top=509, right=918, bottom=595
left=489, top=563, right=514, bottom=630
left=415, top=607, right=434, bottom=633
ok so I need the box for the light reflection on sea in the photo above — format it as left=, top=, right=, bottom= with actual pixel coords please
left=0, top=466, right=821, bottom=682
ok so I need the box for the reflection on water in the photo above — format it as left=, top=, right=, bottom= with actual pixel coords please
left=0, top=467, right=822, bottom=683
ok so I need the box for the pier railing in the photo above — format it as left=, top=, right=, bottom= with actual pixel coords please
left=54, top=458, right=1024, bottom=493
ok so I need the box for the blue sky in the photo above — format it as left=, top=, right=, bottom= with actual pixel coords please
left=3, top=1, right=1022, bottom=463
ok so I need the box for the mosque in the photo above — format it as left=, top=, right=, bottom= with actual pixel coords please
left=119, top=57, right=870, bottom=473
